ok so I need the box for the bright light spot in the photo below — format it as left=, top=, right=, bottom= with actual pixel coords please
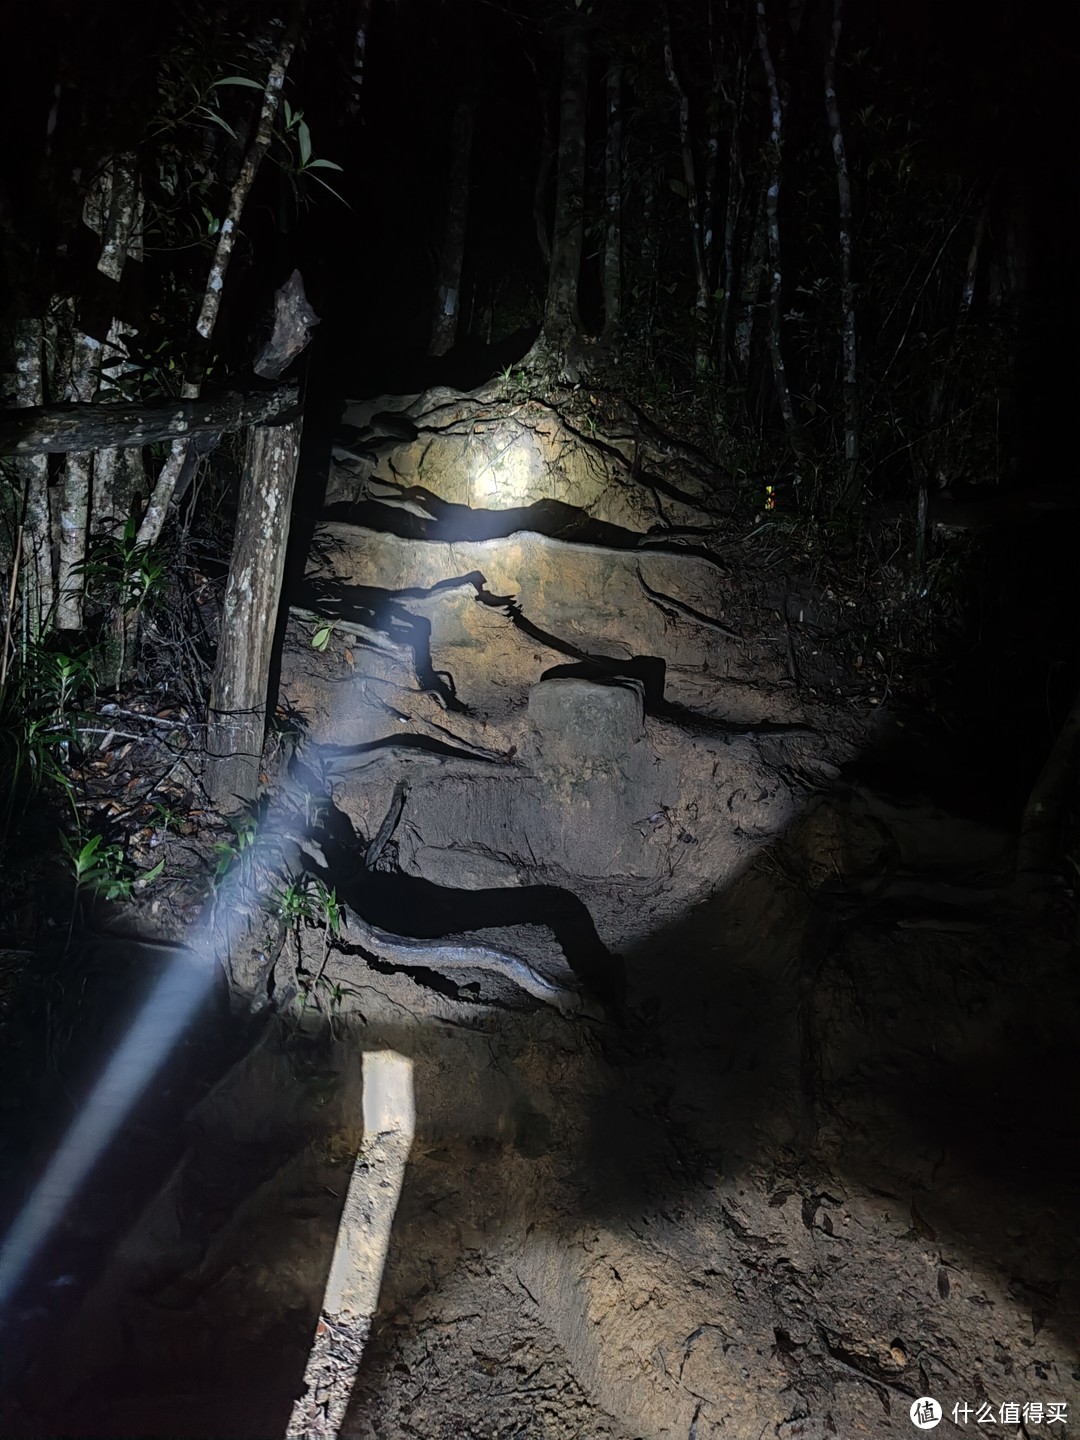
left=468, top=424, right=540, bottom=508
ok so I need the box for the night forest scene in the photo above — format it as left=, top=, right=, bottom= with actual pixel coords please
left=0, top=1, right=1077, bottom=1436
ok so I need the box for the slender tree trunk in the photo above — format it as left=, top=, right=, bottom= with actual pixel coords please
left=531, top=61, right=553, bottom=269
left=11, top=320, right=53, bottom=634
left=924, top=198, right=990, bottom=491
left=961, top=201, right=988, bottom=311
left=824, top=0, right=858, bottom=503
left=55, top=324, right=102, bottom=631
left=664, top=6, right=711, bottom=370
left=702, top=6, right=727, bottom=297
left=205, top=418, right=302, bottom=810
left=93, top=323, right=139, bottom=538
left=92, top=156, right=146, bottom=537
left=543, top=28, right=589, bottom=344
left=755, top=0, right=797, bottom=439
left=716, top=58, right=745, bottom=385
left=428, top=99, right=475, bottom=357
left=639, top=165, right=661, bottom=362
left=602, top=61, right=623, bottom=340
left=735, top=188, right=767, bottom=377
left=138, top=6, right=304, bottom=548
left=95, top=152, right=142, bottom=283
left=345, top=0, right=372, bottom=119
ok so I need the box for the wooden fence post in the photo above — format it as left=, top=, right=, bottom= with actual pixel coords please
left=205, top=418, right=302, bottom=811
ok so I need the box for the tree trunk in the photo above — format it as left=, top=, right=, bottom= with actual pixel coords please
left=735, top=189, right=767, bottom=377
left=205, top=418, right=302, bottom=811
left=824, top=0, right=858, bottom=504
left=11, top=320, right=53, bottom=634
left=755, top=0, right=797, bottom=440
left=345, top=0, right=373, bottom=119
left=664, top=7, right=711, bottom=370
left=138, top=6, right=304, bottom=549
left=94, top=313, right=146, bottom=538
left=543, top=28, right=589, bottom=345
left=428, top=99, right=475, bottom=357
left=530, top=56, right=553, bottom=270
left=716, top=59, right=746, bottom=385
left=602, top=61, right=623, bottom=340
left=82, top=153, right=147, bottom=543
left=639, top=166, right=661, bottom=362
left=55, top=324, right=102, bottom=631
left=94, top=152, right=142, bottom=284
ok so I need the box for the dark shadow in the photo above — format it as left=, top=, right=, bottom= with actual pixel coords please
left=39, top=1022, right=360, bottom=1440
left=0, top=937, right=253, bottom=1435
left=295, top=791, right=625, bottom=1008
left=295, top=578, right=469, bottom=713
left=540, top=656, right=668, bottom=707
left=305, top=572, right=827, bottom=741
left=322, top=490, right=728, bottom=571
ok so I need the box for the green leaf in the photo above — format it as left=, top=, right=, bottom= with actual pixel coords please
left=669, top=178, right=688, bottom=199
left=312, top=623, right=335, bottom=652
left=212, top=75, right=264, bottom=91
left=195, top=106, right=238, bottom=140
left=139, top=858, right=166, bottom=885
left=306, top=158, right=343, bottom=171
left=306, top=172, right=351, bottom=208
left=298, top=119, right=312, bottom=167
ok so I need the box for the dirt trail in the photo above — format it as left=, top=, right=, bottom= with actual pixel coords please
left=9, top=388, right=1079, bottom=1438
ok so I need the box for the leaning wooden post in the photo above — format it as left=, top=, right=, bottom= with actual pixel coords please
left=205, top=418, right=302, bottom=811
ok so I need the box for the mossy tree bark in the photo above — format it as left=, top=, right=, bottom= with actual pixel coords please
left=10, top=320, right=53, bottom=636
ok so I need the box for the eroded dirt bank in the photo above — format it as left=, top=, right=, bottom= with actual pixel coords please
left=4, top=385, right=1078, bottom=1439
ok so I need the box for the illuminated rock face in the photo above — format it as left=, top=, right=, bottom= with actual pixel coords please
left=331, top=382, right=716, bottom=534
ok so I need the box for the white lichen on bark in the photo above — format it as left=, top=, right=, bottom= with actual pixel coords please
left=56, top=326, right=102, bottom=630
left=10, top=320, right=53, bottom=633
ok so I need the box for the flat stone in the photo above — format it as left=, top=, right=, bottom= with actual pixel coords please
left=528, top=677, right=644, bottom=760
